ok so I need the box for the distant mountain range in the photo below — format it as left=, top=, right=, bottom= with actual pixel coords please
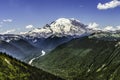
left=0, top=34, right=41, bottom=61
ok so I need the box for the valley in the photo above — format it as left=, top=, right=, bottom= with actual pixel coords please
left=0, top=0, right=119, bottom=79
left=0, top=18, right=120, bottom=80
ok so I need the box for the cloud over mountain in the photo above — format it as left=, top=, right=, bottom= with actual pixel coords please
left=26, top=25, right=34, bottom=29
left=87, top=22, right=100, bottom=30
left=2, top=29, right=16, bottom=34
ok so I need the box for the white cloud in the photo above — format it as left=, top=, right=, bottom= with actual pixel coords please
left=103, top=25, right=120, bottom=31
left=116, top=26, right=120, bottom=29
left=97, top=0, right=120, bottom=10
left=3, top=19, right=13, bottom=23
left=103, top=26, right=115, bottom=31
left=0, top=19, right=12, bottom=26
left=19, top=31, right=27, bottom=34
left=87, top=22, right=120, bottom=32
left=87, top=22, right=100, bottom=30
left=2, top=29, right=16, bottom=34
left=26, top=25, right=34, bottom=29
left=88, top=22, right=99, bottom=28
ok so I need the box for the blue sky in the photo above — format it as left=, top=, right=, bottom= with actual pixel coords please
left=0, top=0, right=120, bottom=34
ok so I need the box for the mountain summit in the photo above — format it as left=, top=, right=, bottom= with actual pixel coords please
left=0, top=18, right=90, bottom=61
left=27, top=18, right=87, bottom=38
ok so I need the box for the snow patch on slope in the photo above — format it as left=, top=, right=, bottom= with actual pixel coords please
left=28, top=58, right=36, bottom=65
left=5, top=58, right=11, bottom=65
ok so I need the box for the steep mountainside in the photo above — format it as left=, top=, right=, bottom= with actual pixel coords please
left=0, top=52, right=63, bottom=80
left=33, top=35, right=120, bottom=80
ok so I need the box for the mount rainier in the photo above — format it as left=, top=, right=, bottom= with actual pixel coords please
left=0, top=18, right=92, bottom=61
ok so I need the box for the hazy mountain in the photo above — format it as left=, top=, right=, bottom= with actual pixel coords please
left=32, top=33, right=120, bottom=80
left=9, top=39, right=42, bottom=61
left=0, top=34, right=41, bottom=61
left=0, top=40, right=25, bottom=59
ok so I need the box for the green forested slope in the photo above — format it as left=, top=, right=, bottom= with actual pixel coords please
left=33, top=36, right=120, bottom=80
left=0, top=52, right=63, bottom=80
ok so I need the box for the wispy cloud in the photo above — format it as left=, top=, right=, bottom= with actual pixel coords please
left=97, top=0, right=120, bottom=10
left=2, top=29, right=16, bottom=34
left=26, top=25, right=34, bottom=29
left=19, top=31, right=27, bottom=34
left=0, top=19, right=13, bottom=25
left=3, top=19, right=13, bottom=23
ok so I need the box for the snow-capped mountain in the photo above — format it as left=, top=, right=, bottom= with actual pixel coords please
left=22, top=18, right=90, bottom=52
left=0, top=18, right=91, bottom=61
left=1, top=18, right=120, bottom=64
left=26, top=18, right=88, bottom=38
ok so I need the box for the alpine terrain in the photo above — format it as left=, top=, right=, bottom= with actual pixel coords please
left=0, top=0, right=119, bottom=80
left=0, top=18, right=90, bottom=61
left=1, top=18, right=120, bottom=80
